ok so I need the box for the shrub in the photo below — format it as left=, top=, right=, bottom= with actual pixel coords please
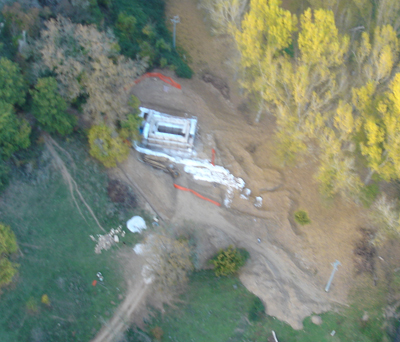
left=88, top=125, right=130, bottom=168
left=151, top=326, right=164, bottom=340
left=211, top=246, right=249, bottom=277
left=41, top=294, right=51, bottom=306
left=26, top=297, right=39, bottom=314
left=248, top=296, right=265, bottom=322
left=0, top=257, right=19, bottom=289
left=294, top=210, right=311, bottom=225
left=0, top=223, right=18, bottom=255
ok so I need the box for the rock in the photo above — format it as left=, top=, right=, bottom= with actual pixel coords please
left=362, top=311, right=369, bottom=321
left=114, top=235, right=119, bottom=243
left=311, top=315, right=322, bottom=325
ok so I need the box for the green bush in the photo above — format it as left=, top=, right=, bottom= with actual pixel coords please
left=248, top=296, right=265, bottom=322
left=211, top=246, right=249, bottom=277
left=294, top=210, right=311, bottom=225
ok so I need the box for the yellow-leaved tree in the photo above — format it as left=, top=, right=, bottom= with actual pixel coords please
left=355, top=25, right=399, bottom=85
left=359, top=74, right=400, bottom=182
left=235, top=0, right=297, bottom=122
left=315, top=102, right=362, bottom=199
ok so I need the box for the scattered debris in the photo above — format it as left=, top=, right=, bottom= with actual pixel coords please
left=96, top=272, right=104, bottom=282
left=240, top=188, right=251, bottom=200
left=90, top=226, right=124, bottom=254
left=254, top=196, right=263, bottom=208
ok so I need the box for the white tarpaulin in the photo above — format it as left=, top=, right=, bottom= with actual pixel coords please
left=127, top=216, right=147, bottom=233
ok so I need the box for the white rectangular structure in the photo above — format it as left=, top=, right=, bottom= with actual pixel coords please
left=139, top=107, right=197, bottom=155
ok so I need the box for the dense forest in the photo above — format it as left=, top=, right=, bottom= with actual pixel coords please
left=0, top=0, right=192, bottom=192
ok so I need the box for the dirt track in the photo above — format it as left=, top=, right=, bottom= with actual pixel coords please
left=91, top=280, right=149, bottom=342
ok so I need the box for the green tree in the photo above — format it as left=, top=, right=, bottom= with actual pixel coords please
left=31, top=77, right=75, bottom=135
left=211, top=245, right=248, bottom=276
left=88, top=125, right=130, bottom=168
left=0, top=223, right=19, bottom=290
left=0, top=57, right=26, bottom=107
left=116, top=12, right=137, bottom=38
left=0, top=101, right=31, bottom=159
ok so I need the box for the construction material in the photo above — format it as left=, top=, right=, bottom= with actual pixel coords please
left=325, top=260, right=341, bottom=292
left=173, top=184, right=221, bottom=206
left=141, top=154, right=180, bottom=178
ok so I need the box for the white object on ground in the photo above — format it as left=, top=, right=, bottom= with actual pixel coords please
left=114, top=235, right=119, bottom=243
left=134, top=143, right=245, bottom=207
left=133, top=243, right=144, bottom=255
left=127, top=216, right=147, bottom=233
left=255, top=196, right=263, bottom=208
left=272, top=331, right=279, bottom=342
left=240, top=188, right=251, bottom=199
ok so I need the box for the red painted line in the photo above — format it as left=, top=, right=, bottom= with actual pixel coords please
left=173, top=183, right=221, bottom=207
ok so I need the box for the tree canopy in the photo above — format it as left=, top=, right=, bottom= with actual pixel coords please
left=0, top=101, right=31, bottom=159
left=31, top=77, right=75, bottom=135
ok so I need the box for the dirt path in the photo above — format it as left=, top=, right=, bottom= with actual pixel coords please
left=91, top=280, right=149, bottom=342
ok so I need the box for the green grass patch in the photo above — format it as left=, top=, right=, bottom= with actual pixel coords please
left=0, top=137, right=142, bottom=341
left=130, top=271, right=391, bottom=342
left=360, top=183, right=380, bottom=207
left=294, top=210, right=311, bottom=225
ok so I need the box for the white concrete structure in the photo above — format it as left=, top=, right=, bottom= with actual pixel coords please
left=139, top=107, right=197, bottom=156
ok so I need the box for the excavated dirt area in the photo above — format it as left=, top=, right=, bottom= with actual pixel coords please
left=100, top=0, right=377, bottom=336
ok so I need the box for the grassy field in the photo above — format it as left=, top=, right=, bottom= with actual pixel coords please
left=0, top=137, right=142, bottom=341
left=130, top=270, right=392, bottom=342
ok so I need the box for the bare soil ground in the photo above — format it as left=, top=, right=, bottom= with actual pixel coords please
left=92, top=0, right=384, bottom=339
